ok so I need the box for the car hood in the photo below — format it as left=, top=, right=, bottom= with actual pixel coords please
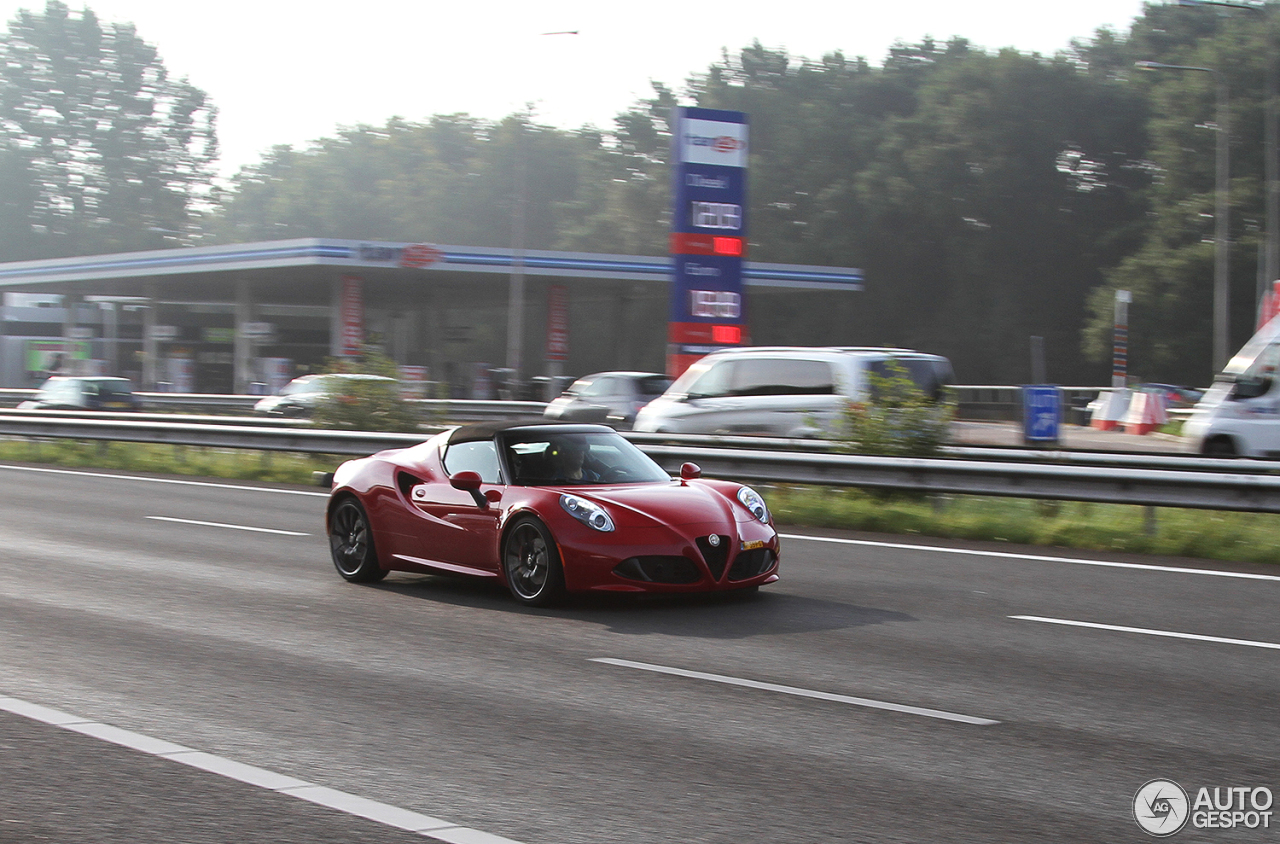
left=578, top=481, right=743, bottom=528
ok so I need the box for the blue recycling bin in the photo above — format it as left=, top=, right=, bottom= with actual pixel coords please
left=1022, top=385, right=1062, bottom=445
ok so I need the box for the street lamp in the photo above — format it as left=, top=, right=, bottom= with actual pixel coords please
left=1176, top=0, right=1277, bottom=335
left=1137, top=60, right=1231, bottom=373
left=505, top=110, right=528, bottom=393
left=505, top=31, right=578, bottom=391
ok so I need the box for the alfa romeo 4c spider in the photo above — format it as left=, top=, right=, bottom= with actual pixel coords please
left=324, top=422, right=780, bottom=605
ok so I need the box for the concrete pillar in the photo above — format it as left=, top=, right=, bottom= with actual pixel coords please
left=423, top=286, right=441, bottom=394
left=394, top=309, right=417, bottom=366
left=234, top=278, right=253, bottom=394
left=614, top=284, right=640, bottom=371
left=61, top=293, right=81, bottom=375
left=329, top=276, right=343, bottom=359
left=142, top=284, right=158, bottom=389
left=102, top=302, right=118, bottom=375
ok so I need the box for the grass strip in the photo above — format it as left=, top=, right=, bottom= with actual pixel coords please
left=766, top=485, right=1280, bottom=566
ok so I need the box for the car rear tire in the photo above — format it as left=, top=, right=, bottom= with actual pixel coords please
left=502, top=517, right=566, bottom=606
left=329, top=498, right=387, bottom=583
left=1203, top=437, right=1238, bottom=457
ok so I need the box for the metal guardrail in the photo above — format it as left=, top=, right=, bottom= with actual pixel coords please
left=0, top=389, right=548, bottom=420
left=0, top=416, right=424, bottom=456
left=0, top=406, right=1246, bottom=473
left=1, top=414, right=1278, bottom=513
left=0, top=407, right=314, bottom=427
left=637, top=445, right=1280, bottom=513
left=1, top=386, right=1106, bottom=421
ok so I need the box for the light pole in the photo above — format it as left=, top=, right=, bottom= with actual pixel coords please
left=1137, top=60, right=1231, bottom=373
left=1177, top=0, right=1276, bottom=326
left=505, top=31, right=578, bottom=393
left=505, top=110, right=528, bottom=393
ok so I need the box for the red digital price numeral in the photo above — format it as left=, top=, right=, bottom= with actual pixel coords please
left=711, top=325, right=742, bottom=344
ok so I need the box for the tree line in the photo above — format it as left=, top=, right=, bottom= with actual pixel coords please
left=2, top=0, right=1277, bottom=385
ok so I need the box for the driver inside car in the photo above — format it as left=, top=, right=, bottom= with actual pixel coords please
left=548, top=437, right=600, bottom=483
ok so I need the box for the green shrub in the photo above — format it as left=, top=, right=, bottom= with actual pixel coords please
left=312, top=347, right=421, bottom=433
left=832, top=362, right=955, bottom=456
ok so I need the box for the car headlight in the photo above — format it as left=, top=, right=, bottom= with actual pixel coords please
left=560, top=494, right=615, bottom=532
left=737, top=486, right=770, bottom=523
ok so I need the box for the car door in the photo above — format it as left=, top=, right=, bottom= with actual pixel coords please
left=573, top=376, right=617, bottom=423
left=725, top=358, right=839, bottom=435
left=402, top=440, right=503, bottom=572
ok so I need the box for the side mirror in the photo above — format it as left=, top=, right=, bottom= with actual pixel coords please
left=449, top=471, right=482, bottom=491
left=449, top=471, right=486, bottom=508
left=680, top=462, right=702, bottom=481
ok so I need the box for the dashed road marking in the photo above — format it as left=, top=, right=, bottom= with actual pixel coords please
left=782, top=533, right=1280, bottom=582
left=591, top=657, right=999, bottom=725
left=1011, top=615, right=1280, bottom=650
left=146, top=515, right=309, bottom=536
left=0, top=463, right=328, bottom=496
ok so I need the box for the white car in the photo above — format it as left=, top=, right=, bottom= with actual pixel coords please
left=253, top=374, right=396, bottom=417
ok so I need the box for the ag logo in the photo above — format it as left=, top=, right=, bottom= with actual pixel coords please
left=399, top=243, right=442, bottom=268
left=713, top=135, right=742, bottom=153
left=1134, top=779, right=1190, bottom=836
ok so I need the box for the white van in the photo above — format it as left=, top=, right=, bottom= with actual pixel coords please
left=1183, top=319, right=1280, bottom=457
left=632, top=346, right=953, bottom=437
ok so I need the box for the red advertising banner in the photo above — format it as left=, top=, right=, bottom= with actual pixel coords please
left=340, top=275, right=364, bottom=356
left=546, top=284, right=569, bottom=361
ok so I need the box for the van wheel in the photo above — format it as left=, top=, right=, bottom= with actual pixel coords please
left=1203, top=437, right=1237, bottom=457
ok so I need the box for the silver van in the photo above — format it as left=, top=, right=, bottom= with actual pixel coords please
left=632, top=346, right=953, bottom=437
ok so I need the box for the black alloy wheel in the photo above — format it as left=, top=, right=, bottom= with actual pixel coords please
left=329, top=498, right=387, bottom=583
left=502, top=517, right=566, bottom=606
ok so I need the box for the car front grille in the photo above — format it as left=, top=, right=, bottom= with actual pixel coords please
left=613, top=556, right=702, bottom=585
left=728, top=548, right=776, bottom=581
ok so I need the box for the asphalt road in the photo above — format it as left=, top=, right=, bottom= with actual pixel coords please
left=0, top=461, right=1276, bottom=843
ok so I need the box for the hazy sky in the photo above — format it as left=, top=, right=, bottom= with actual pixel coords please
left=0, top=0, right=1152, bottom=177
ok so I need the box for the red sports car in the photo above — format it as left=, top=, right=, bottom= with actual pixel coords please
left=324, top=422, right=780, bottom=605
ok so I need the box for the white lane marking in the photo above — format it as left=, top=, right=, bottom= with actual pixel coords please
left=145, top=515, right=310, bottom=536
left=0, top=463, right=328, bottom=497
left=781, top=533, right=1280, bottom=583
left=1011, top=615, right=1280, bottom=651
left=0, top=693, right=525, bottom=843
left=591, top=657, right=998, bottom=726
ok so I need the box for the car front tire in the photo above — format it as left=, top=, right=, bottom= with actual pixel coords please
left=502, top=516, right=566, bottom=606
left=329, top=498, right=387, bottom=583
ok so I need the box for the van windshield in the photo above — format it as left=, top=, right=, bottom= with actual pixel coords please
left=1220, top=317, right=1280, bottom=380
left=669, top=362, right=713, bottom=396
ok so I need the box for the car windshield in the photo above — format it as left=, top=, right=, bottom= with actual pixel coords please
left=94, top=380, right=133, bottom=398
left=637, top=375, right=671, bottom=396
left=502, top=430, right=671, bottom=486
left=280, top=378, right=322, bottom=396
